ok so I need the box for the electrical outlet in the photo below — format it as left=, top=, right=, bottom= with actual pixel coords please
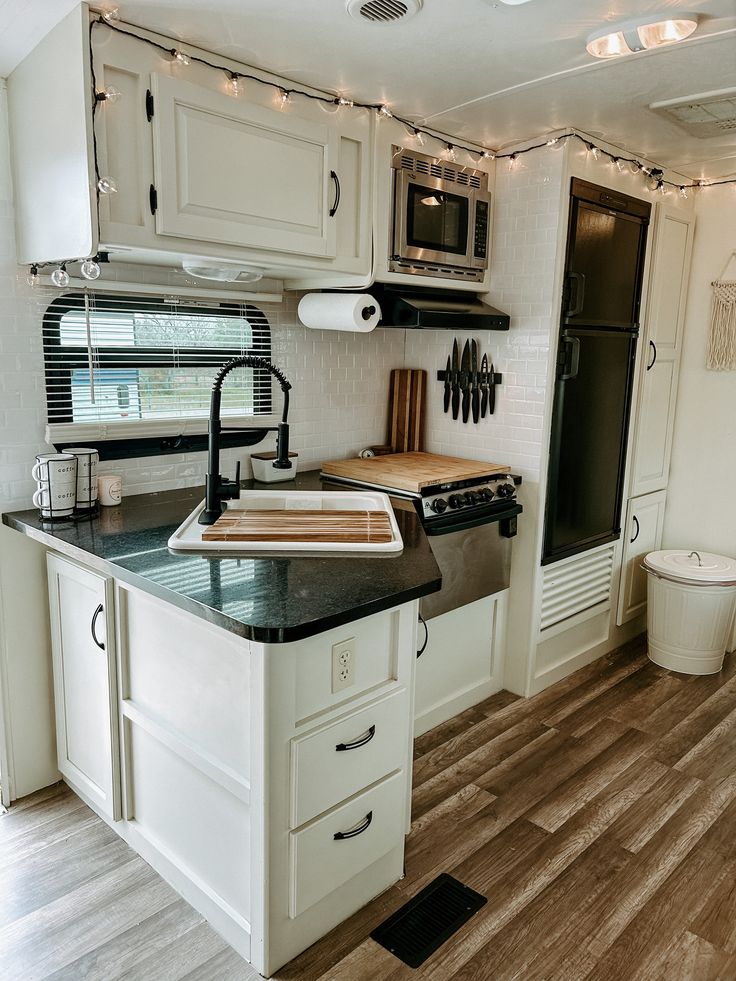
left=331, top=638, right=355, bottom=693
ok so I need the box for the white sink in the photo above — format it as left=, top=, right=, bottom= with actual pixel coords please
left=168, top=490, right=403, bottom=553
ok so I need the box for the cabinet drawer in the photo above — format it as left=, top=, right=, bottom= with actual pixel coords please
left=289, top=770, right=405, bottom=919
left=291, top=688, right=409, bottom=828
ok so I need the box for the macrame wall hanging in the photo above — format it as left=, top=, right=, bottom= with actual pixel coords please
left=708, top=252, right=736, bottom=370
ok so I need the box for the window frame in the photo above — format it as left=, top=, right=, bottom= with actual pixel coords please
left=42, top=293, right=274, bottom=459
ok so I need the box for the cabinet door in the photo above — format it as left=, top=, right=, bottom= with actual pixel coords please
left=47, top=555, right=120, bottom=819
left=630, top=208, right=694, bottom=497
left=151, top=74, right=338, bottom=258
left=616, top=491, right=666, bottom=626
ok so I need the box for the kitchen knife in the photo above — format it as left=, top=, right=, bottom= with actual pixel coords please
left=461, top=340, right=471, bottom=424
left=443, top=354, right=452, bottom=413
left=471, top=340, right=480, bottom=424
left=480, top=353, right=489, bottom=418
left=451, top=339, right=460, bottom=420
left=489, top=359, right=496, bottom=415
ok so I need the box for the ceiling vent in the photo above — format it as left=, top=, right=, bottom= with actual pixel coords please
left=650, top=89, right=736, bottom=138
left=346, top=0, right=422, bottom=24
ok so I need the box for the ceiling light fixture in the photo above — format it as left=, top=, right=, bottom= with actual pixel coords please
left=586, top=13, right=699, bottom=59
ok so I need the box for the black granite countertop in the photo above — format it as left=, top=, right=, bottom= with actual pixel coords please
left=2, top=470, right=441, bottom=643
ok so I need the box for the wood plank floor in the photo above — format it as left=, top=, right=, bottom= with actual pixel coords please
left=4, top=636, right=736, bottom=980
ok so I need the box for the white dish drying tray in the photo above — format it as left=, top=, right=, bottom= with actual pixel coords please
left=168, top=490, right=404, bottom=553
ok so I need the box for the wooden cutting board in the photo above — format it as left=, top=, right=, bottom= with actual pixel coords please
left=202, top=509, right=394, bottom=544
left=387, top=369, right=426, bottom=453
left=321, top=452, right=510, bottom=494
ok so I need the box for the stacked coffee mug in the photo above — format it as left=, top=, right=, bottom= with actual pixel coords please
left=32, top=447, right=101, bottom=518
left=32, top=453, right=78, bottom=517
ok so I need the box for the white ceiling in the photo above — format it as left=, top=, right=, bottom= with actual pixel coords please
left=2, top=0, right=735, bottom=178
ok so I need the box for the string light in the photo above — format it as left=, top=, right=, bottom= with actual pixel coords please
left=444, top=143, right=457, bottom=162
left=95, top=86, right=121, bottom=104
left=85, top=15, right=736, bottom=201
left=679, top=186, right=689, bottom=198
left=97, top=176, right=118, bottom=194
left=51, top=263, right=70, bottom=288
left=80, top=257, right=102, bottom=280
left=26, top=264, right=39, bottom=288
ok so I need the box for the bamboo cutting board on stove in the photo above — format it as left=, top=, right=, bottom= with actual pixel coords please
left=321, top=452, right=509, bottom=495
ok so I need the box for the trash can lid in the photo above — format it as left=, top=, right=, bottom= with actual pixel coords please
left=644, top=549, right=736, bottom=585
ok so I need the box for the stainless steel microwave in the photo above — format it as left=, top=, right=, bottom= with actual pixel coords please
left=389, top=145, right=492, bottom=283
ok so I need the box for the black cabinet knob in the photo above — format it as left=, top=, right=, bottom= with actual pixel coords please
left=448, top=494, right=464, bottom=510
left=431, top=498, right=448, bottom=513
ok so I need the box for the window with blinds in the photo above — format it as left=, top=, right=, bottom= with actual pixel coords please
left=42, top=293, right=273, bottom=444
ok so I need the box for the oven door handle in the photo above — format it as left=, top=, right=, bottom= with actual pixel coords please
left=425, top=502, right=523, bottom=537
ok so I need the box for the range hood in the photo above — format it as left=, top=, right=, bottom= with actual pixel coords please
left=372, top=285, right=510, bottom=330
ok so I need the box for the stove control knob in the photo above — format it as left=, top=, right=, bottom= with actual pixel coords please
left=465, top=491, right=481, bottom=505
left=496, top=482, right=515, bottom=499
left=448, top=494, right=464, bottom=510
left=431, top=498, right=448, bottom=514
left=479, top=487, right=495, bottom=501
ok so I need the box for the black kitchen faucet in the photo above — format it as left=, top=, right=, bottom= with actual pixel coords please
left=198, top=356, right=292, bottom=525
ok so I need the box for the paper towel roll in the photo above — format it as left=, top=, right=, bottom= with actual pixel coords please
left=298, top=293, right=381, bottom=332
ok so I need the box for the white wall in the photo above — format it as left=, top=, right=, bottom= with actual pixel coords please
left=664, top=185, right=736, bottom=558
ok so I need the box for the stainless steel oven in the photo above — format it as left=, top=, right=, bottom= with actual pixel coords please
left=390, top=145, right=492, bottom=283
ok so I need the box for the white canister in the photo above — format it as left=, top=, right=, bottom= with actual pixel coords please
left=65, top=447, right=100, bottom=507
left=98, top=473, right=123, bottom=507
left=32, top=482, right=77, bottom=518
left=31, top=452, right=77, bottom=484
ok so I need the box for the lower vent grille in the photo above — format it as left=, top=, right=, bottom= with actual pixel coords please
left=540, top=544, right=615, bottom=632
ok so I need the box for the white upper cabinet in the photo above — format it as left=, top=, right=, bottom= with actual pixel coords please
left=150, top=74, right=338, bottom=258
left=8, top=11, right=373, bottom=283
left=630, top=207, right=694, bottom=498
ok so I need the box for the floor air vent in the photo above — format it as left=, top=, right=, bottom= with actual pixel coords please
left=370, top=873, right=487, bottom=968
left=347, top=0, right=422, bottom=23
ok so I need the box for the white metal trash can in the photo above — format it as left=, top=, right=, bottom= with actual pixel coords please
left=643, top=550, right=736, bottom=675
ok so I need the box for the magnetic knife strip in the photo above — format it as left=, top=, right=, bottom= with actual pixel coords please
left=436, top=338, right=503, bottom=423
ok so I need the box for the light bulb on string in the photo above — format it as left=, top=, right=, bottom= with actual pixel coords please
left=480, top=149, right=495, bottom=160
left=227, top=73, right=241, bottom=95
left=171, top=49, right=190, bottom=66
left=508, top=153, right=517, bottom=169
left=96, top=86, right=121, bottom=105
left=444, top=143, right=457, bottom=162
left=277, top=88, right=291, bottom=109
left=81, top=258, right=102, bottom=281
left=413, top=129, right=426, bottom=146
left=335, top=96, right=354, bottom=108
left=679, top=186, right=689, bottom=199
left=613, top=157, right=626, bottom=172
left=97, top=176, right=118, bottom=194
left=657, top=180, right=668, bottom=196
left=378, top=105, right=393, bottom=118
left=26, top=264, right=39, bottom=288
left=51, top=264, right=70, bottom=288
left=628, top=160, right=641, bottom=175
left=101, top=6, right=119, bottom=21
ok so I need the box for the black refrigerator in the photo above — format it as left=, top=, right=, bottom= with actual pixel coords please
left=542, top=179, right=651, bottom=565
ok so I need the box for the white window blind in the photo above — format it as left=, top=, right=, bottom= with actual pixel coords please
left=43, top=292, right=273, bottom=444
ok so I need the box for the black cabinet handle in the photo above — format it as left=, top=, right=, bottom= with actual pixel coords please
left=334, top=810, right=373, bottom=840
left=631, top=515, right=640, bottom=543
left=329, top=170, right=341, bottom=217
left=558, top=336, right=581, bottom=381
left=565, top=272, right=585, bottom=317
left=647, top=340, right=657, bottom=371
left=336, top=725, right=376, bottom=752
left=91, top=603, right=105, bottom=651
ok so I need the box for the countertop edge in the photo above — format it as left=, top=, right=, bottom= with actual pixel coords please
left=2, top=512, right=442, bottom=644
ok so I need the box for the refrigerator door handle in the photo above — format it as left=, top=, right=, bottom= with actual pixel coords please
left=558, top=336, right=581, bottom=381
left=565, top=272, right=586, bottom=317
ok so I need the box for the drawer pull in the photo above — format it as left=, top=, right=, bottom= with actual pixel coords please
left=333, top=810, right=373, bottom=840
left=90, top=603, right=105, bottom=651
left=335, top=724, right=376, bottom=752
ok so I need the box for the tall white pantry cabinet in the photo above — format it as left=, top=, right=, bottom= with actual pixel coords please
left=617, top=205, right=694, bottom=625
left=46, top=552, right=418, bottom=977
